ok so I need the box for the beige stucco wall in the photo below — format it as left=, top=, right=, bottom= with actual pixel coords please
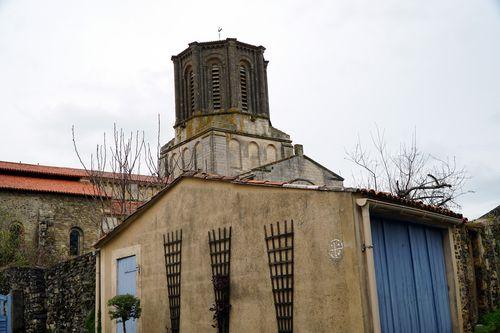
left=98, top=178, right=366, bottom=332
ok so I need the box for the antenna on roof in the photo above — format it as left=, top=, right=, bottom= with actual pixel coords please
left=218, top=27, right=222, bottom=40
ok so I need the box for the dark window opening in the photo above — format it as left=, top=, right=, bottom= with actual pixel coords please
left=211, top=65, right=221, bottom=110
left=9, top=223, right=23, bottom=246
left=69, top=227, right=82, bottom=256
left=189, top=71, right=195, bottom=113
left=240, top=66, right=248, bottom=111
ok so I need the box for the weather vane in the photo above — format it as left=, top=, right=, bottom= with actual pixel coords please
left=218, top=27, right=222, bottom=40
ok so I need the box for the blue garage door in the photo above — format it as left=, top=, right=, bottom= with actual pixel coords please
left=117, top=255, right=138, bottom=333
left=371, top=217, right=452, bottom=333
left=0, top=294, right=11, bottom=333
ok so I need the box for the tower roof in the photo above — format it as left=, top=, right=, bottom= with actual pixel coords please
left=172, top=38, right=266, bottom=60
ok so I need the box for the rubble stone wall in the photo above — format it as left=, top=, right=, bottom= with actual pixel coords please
left=454, top=220, right=500, bottom=333
left=0, top=267, right=46, bottom=333
left=0, top=191, right=101, bottom=266
left=0, top=253, right=95, bottom=333
left=46, top=252, right=96, bottom=332
left=453, top=225, right=476, bottom=333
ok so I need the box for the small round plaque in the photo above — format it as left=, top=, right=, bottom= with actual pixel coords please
left=329, top=239, right=344, bottom=262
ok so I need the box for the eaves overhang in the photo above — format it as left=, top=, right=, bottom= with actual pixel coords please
left=356, top=198, right=464, bottom=227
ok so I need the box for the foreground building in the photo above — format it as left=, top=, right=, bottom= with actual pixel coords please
left=95, top=173, right=466, bottom=332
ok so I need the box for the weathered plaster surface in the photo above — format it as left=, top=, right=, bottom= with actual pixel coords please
left=99, top=179, right=365, bottom=333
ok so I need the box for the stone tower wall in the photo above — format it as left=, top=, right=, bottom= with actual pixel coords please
left=172, top=38, right=270, bottom=126
left=162, top=129, right=294, bottom=178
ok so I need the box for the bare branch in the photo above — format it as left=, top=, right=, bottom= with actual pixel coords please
left=345, top=127, right=471, bottom=210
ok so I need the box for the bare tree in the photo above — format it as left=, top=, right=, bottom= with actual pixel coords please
left=346, top=127, right=472, bottom=209
left=160, top=140, right=199, bottom=178
left=72, top=117, right=169, bottom=233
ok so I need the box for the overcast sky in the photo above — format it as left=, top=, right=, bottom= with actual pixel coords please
left=0, top=0, right=499, bottom=218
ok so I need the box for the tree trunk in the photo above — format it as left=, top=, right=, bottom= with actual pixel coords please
left=122, top=319, right=127, bottom=333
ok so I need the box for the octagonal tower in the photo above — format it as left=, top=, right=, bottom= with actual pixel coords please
left=160, top=39, right=294, bottom=178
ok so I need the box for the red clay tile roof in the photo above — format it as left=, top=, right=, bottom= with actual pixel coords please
left=0, top=174, right=106, bottom=197
left=356, top=189, right=465, bottom=220
left=176, top=173, right=463, bottom=219
left=0, top=160, right=160, bottom=183
left=95, top=171, right=465, bottom=247
left=189, top=173, right=463, bottom=219
left=110, top=200, right=146, bottom=216
left=0, top=160, right=87, bottom=178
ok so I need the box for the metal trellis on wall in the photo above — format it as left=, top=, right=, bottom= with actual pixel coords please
left=264, top=220, right=294, bottom=333
left=163, top=230, right=183, bottom=333
left=208, top=227, right=232, bottom=333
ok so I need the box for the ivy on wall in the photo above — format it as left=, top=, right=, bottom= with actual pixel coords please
left=0, top=208, right=33, bottom=267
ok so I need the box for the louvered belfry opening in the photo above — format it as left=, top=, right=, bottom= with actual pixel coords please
left=239, top=65, right=248, bottom=112
left=211, top=64, right=221, bottom=110
left=264, top=220, right=294, bottom=333
left=163, top=230, right=183, bottom=333
left=208, top=227, right=232, bottom=333
left=182, top=69, right=195, bottom=121
left=189, top=71, right=195, bottom=113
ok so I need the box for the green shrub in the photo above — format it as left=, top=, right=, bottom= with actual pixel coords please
left=107, top=294, right=141, bottom=333
left=475, top=308, right=500, bottom=333
left=84, top=308, right=101, bottom=333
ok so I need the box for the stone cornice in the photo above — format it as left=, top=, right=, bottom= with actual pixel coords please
left=161, top=127, right=292, bottom=155
left=173, top=109, right=270, bottom=128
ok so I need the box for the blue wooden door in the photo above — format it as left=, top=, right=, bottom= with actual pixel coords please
left=0, top=294, right=11, bottom=333
left=117, top=255, right=138, bottom=333
left=371, top=217, right=452, bottom=333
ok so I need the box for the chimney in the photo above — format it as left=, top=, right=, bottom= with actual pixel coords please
left=294, top=144, right=304, bottom=156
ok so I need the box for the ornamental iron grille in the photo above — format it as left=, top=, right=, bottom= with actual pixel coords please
left=264, top=220, right=294, bottom=333
left=163, top=230, right=183, bottom=333
left=208, top=227, right=232, bottom=333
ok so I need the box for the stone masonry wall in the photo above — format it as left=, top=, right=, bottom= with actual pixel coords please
left=0, top=191, right=101, bottom=266
left=453, top=225, right=476, bottom=333
left=454, top=220, right=500, bottom=333
left=248, top=155, right=344, bottom=187
left=163, top=129, right=294, bottom=178
left=0, top=267, right=46, bottom=333
left=46, top=253, right=96, bottom=332
left=469, top=219, right=500, bottom=315
left=0, top=253, right=96, bottom=333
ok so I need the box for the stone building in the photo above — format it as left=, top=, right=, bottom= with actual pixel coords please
left=239, top=145, right=343, bottom=187
left=0, top=161, right=162, bottom=266
left=159, top=39, right=342, bottom=187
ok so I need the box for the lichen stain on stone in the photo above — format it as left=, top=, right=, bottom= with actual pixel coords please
left=182, top=112, right=255, bottom=139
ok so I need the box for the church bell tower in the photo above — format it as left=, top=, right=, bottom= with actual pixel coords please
left=160, top=38, right=294, bottom=178
left=172, top=38, right=271, bottom=126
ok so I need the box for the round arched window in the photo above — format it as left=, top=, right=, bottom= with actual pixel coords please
left=9, top=223, right=23, bottom=246
left=69, top=227, right=83, bottom=256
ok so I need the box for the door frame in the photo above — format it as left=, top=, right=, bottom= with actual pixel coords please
left=109, top=245, right=142, bottom=333
left=356, top=198, right=463, bottom=333
left=0, top=293, right=12, bottom=333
